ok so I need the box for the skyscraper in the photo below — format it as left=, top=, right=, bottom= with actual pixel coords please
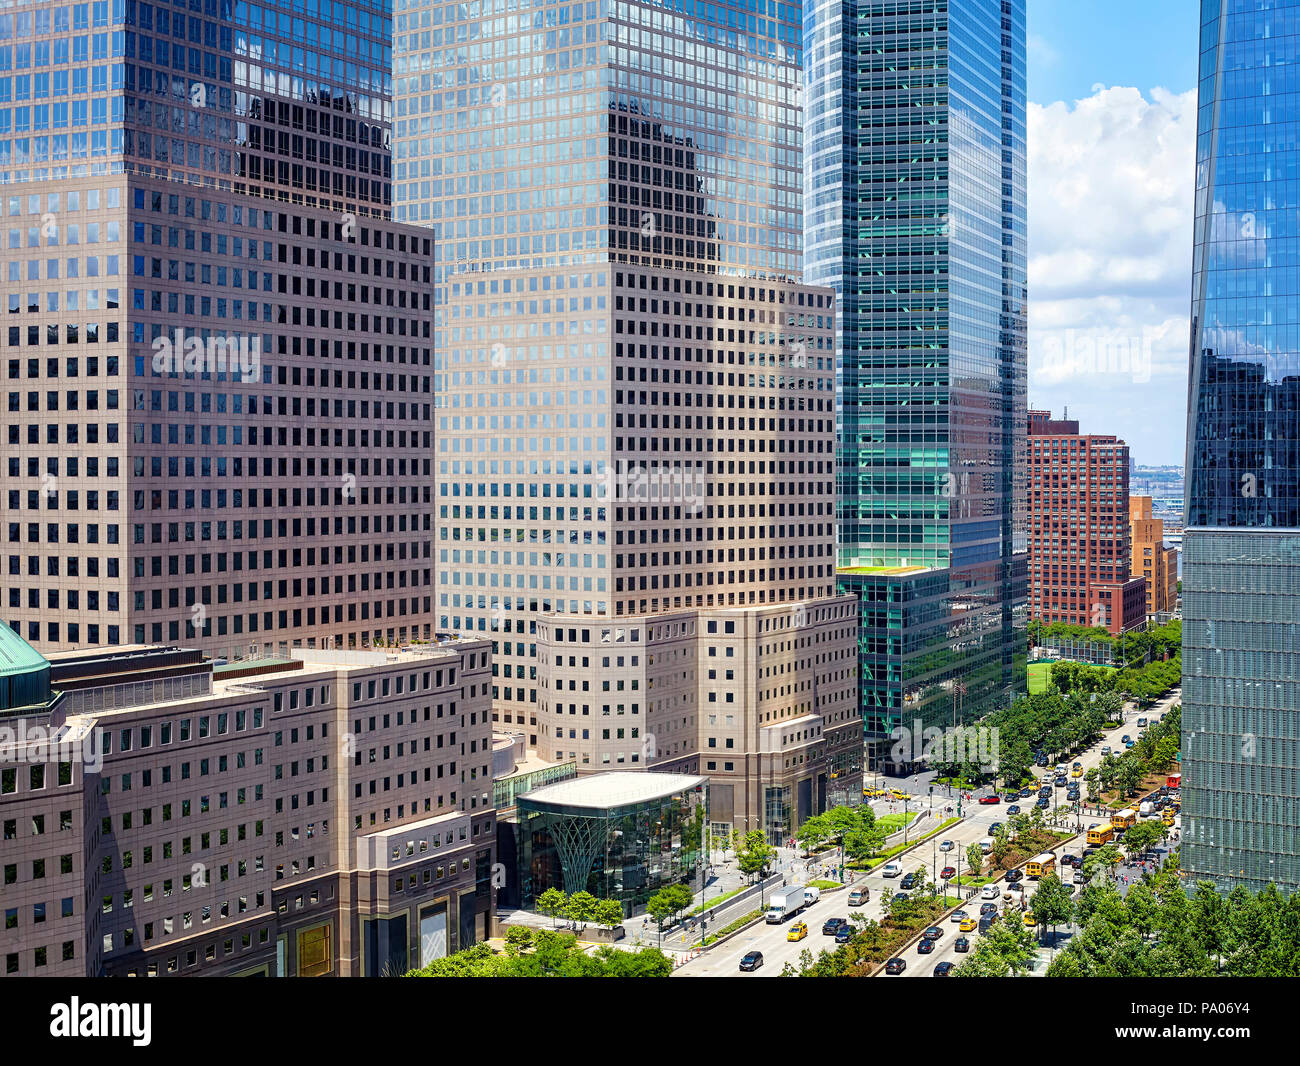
left=2, top=0, right=439, bottom=659
left=804, top=0, right=1028, bottom=753
left=1183, top=0, right=1300, bottom=892
left=394, top=0, right=862, bottom=839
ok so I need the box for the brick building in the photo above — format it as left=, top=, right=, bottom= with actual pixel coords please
left=1027, top=410, right=1145, bottom=635
left=1130, top=496, right=1180, bottom=617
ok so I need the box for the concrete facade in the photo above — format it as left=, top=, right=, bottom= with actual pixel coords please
left=0, top=638, right=495, bottom=977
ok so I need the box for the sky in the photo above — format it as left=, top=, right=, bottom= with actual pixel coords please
left=1025, top=0, right=1199, bottom=466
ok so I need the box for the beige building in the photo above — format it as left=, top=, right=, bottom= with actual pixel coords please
left=1130, top=495, right=1179, bottom=617
left=535, top=598, right=860, bottom=844
left=0, top=637, right=495, bottom=977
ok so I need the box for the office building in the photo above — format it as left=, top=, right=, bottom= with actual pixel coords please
left=2, top=0, right=439, bottom=660
left=1027, top=410, right=1145, bottom=636
left=804, top=0, right=1029, bottom=751
left=393, top=0, right=862, bottom=838
left=1130, top=495, right=1179, bottom=618
left=1183, top=0, right=1300, bottom=893
left=0, top=633, right=496, bottom=976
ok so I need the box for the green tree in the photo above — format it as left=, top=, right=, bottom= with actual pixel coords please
left=736, top=829, right=775, bottom=881
left=592, top=897, right=625, bottom=930
left=965, top=843, right=985, bottom=881
left=564, top=890, right=598, bottom=929
left=797, top=813, right=830, bottom=854
left=1030, top=873, right=1074, bottom=943
left=1122, top=819, right=1164, bottom=860
left=536, top=887, right=567, bottom=928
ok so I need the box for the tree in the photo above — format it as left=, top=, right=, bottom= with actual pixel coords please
left=536, top=887, right=567, bottom=928
left=990, top=827, right=1011, bottom=870
left=592, top=897, right=624, bottom=930
left=736, top=829, right=775, bottom=881
left=1084, top=767, right=1102, bottom=804
left=1123, top=819, right=1164, bottom=860
left=825, top=805, right=862, bottom=842
left=797, top=813, right=830, bottom=854
left=1087, top=843, right=1123, bottom=881
left=954, top=913, right=1036, bottom=976
left=645, top=883, right=693, bottom=929
left=966, top=843, right=985, bottom=881
left=564, top=890, right=598, bottom=930
left=1030, top=873, right=1074, bottom=944
left=503, top=925, right=534, bottom=955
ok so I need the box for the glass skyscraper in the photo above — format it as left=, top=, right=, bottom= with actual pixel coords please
left=1183, top=0, right=1300, bottom=892
left=803, top=0, right=1027, bottom=750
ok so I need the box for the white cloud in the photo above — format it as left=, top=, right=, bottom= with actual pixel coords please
left=1027, top=85, right=1196, bottom=465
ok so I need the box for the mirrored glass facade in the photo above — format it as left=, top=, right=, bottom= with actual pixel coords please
left=804, top=0, right=1028, bottom=744
left=1183, top=0, right=1300, bottom=892
left=515, top=774, right=706, bottom=914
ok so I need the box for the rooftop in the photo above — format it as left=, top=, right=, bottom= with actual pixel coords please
left=519, top=771, right=707, bottom=811
left=0, top=626, right=50, bottom=679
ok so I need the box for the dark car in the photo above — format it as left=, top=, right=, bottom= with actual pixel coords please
left=1059, top=854, right=1075, bottom=868
left=1007, top=805, right=1021, bottom=816
left=940, top=866, right=956, bottom=881
left=980, top=902, right=998, bottom=915
left=917, top=938, right=935, bottom=955
left=739, top=951, right=763, bottom=972
left=1003, top=794, right=1020, bottom=804
left=1035, top=797, right=1050, bottom=809
left=1054, top=776, right=1067, bottom=788
left=1005, top=869, right=1024, bottom=882
left=900, top=873, right=919, bottom=890
left=923, top=925, right=945, bottom=941
left=834, top=926, right=854, bottom=944
left=1019, top=787, right=1033, bottom=798
left=1081, top=847, right=1097, bottom=861
left=893, top=892, right=910, bottom=902
left=1121, top=735, right=1131, bottom=745
left=885, top=958, right=907, bottom=975
left=978, top=795, right=1001, bottom=805
left=954, top=936, right=971, bottom=953
left=988, top=822, right=1002, bottom=836
left=933, top=961, right=956, bottom=976
left=822, top=917, right=848, bottom=936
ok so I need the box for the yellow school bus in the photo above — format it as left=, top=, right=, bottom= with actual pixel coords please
left=1025, top=853, right=1057, bottom=879
left=1111, top=808, right=1137, bottom=831
left=1086, top=824, right=1114, bottom=846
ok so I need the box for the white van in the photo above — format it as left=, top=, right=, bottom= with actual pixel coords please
left=881, top=862, right=903, bottom=878
left=803, top=886, right=821, bottom=906
left=979, top=840, right=994, bottom=855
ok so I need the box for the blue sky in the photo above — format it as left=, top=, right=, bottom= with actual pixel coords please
left=1029, top=0, right=1198, bottom=106
left=1025, top=1, right=1199, bottom=466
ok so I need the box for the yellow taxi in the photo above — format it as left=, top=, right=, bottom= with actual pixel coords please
left=1023, top=911, right=1036, bottom=927
left=889, top=789, right=909, bottom=801
left=1071, top=766, right=1084, bottom=778
left=959, top=917, right=977, bottom=932
left=787, top=921, right=808, bottom=942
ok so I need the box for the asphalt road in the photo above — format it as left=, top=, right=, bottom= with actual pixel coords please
left=677, top=687, right=1183, bottom=978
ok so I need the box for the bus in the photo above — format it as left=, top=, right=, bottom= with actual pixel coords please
left=1111, top=808, right=1137, bottom=831
left=1166, top=773, right=1182, bottom=790
left=1025, top=853, right=1057, bottom=879
left=1086, top=824, right=1114, bottom=846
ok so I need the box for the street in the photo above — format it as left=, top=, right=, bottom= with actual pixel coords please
left=676, top=685, right=1182, bottom=977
